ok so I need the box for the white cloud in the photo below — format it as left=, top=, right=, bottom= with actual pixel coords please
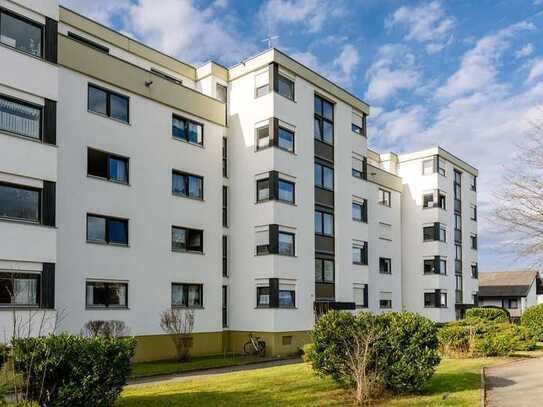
left=258, top=0, right=338, bottom=34
left=527, top=58, right=543, bottom=82
left=516, top=43, right=534, bottom=58
left=436, top=21, right=535, bottom=99
left=60, top=0, right=131, bottom=25
left=365, top=44, right=420, bottom=102
left=369, top=105, right=427, bottom=146
left=386, top=1, right=455, bottom=53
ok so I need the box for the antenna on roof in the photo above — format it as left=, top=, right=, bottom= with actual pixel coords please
left=262, top=35, right=279, bottom=49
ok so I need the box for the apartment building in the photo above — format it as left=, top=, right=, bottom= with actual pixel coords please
left=0, top=0, right=478, bottom=361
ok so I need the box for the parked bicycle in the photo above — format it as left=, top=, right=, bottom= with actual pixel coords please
left=243, top=333, right=266, bottom=356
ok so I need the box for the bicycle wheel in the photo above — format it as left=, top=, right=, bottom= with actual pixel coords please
left=243, top=341, right=255, bottom=355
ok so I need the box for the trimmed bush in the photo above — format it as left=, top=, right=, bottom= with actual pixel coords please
left=465, top=307, right=509, bottom=323
left=13, top=333, right=136, bottom=407
left=376, top=312, right=441, bottom=394
left=437, top=321, right=475, bottom=357
left=302, top=343, right=314, bottom=363
left=521, top=303, right=543, bottom=341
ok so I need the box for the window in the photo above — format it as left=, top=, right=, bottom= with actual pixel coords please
left=257, top=287, right=270, bottom=307
left=222, top=137, right=228, bottom=178
left=277, top=73, right=295, bottom=101
left=87, top=214, right=128, bottom=245
left=68, top=32, right=109, bottom=53
left=172, top=283, right=203, bottom=307
left=256, top=125, right=270, bottom=150
left=314, top=163, right=334, bottom=190
left=423, top=223, right=446, bottom=242
left=506, top=299, right=518, bottom=309
left=315, top=211, right=334, bottom=236
left=256, top=229, right=270, bottom=255
left=423, top=191, right=446, bottom=209
left=255, top=70, right=270, bottom=97
left=172, top=170, right=203, bottom=199
left=314, top=95, right=334, bottom=144
left=277, top=127, right=294, bottom=152
left=0, top=272, right=39, bottom=306
left=0, top=182, right=40, bottom=222
left=278, top=179, right=294, bottom=203
left=471, top=234, right=478, bottom=250
left=0, top=9, right=42, bottom=57
left=315, top=259, right=334, bottom=283
left=438, top=157, right=446, bottom=176
left=352, top=200, right=367, bottom=223
left=379, top=258, right=391, bottom=274
left=378, top=189, right=391, bottom=207
left=424, top=257, right=447, bottom=275
left=379, top=292, right=392, bottom=309
left=172, top=115, right=203, bottom=146
left=279, top=289, right=295, bottom=307
left=222, top=236, right=228, bottom=277
left=422, top=159, right=434, bottom=175
left=151, top=68, right=182, bottom=85
left=470, top=205, right=477, bottom=221
left=88, top=85, right=129, bottom=123
left=352, top=156, right=367, bottom=180
left=216, top=83, right=227, bottom=103
left=0, top=95, right=41, bottom=140
left=172, top=226, right=203, bottom=253
left=257, top=174, right=295, bottom=204
left=352, top=111, right=366, bottom=137
left=422, top=156, right=445, bottom=176
left=352, top=243, right=368, bottom=265
left=87, top=148, right=128, bottom=184
left=471, top=175, right=477, bottom=191
left=278, top=232, right=295, bottom=256
left=86, top=281, right=127, bottom=308
left=257, top=179, right=270, bottom=202
left=424, top=291, right=447, bottom=308
left=223, top=186, right=228, bottom=227
left=353, top=285, right=368, bottom=308
left=471, top=263, right=478, bottom=279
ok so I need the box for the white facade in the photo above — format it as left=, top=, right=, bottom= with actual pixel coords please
left=0, top=0, right=478, bottom=356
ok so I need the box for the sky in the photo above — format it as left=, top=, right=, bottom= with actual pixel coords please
left=60, top=0, right=543, bottom=272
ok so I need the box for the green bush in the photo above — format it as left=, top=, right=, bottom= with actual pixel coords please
left=376, top=312, right=441, bottom=394
left=521, top=303, right=543, bottom=341
left=12, top=333, right=136, bottom=407
left=437, top=321, right=474, bottom=356
left=465, top=307, right=509, bottom=323
left=301, top=343, right=314, bottom=363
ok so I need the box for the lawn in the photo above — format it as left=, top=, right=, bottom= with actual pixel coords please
left=131, top=355, right=276, bottom=378
left=118, top=356, right=524, bottom=406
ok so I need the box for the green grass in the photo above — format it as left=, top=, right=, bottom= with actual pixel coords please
left=130, top=355, right=278, bottom=378
left=119, top=356, right=521, bottom=407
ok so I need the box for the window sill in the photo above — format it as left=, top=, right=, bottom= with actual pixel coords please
left=353, top=262, right=368, bottom=266
left=255, top=306, right=298, bottom=310
left=255, top=253, right=297, bottom=258
left=422, top=206, right=446, bottom=211
left=379, top=272, right=392, bottom=275
left=377, top=203, right=391, bottom=208
left=171, top=305, right=204, bottom=310
left=379, top=237, right=392, bottom=242
left=172, top=136, right=205, bottom=149
left=424, top=273, right=448, bottom=276
left=0, top=217, right=54, bottom=229
left=85, top=306, right=129, bottom=310
left=315, top=233, right=334, bottom=238
left=255, top=145, right=296, bottom=156
left=172, top=249, right=205, bottom=255
left=352, top=219, right=368, bottom=224
left=256, top=199, right=296, bottom=207
left=172, top=193, right=204, bottom=202
left=86, top=240, right=130, bottom=248
left=87, top=175, right=130, bottom=186
left=87, top=110, right=131, bottom=126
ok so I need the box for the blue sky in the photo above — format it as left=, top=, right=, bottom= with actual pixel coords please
left=61, top=0, right=543, bottom=272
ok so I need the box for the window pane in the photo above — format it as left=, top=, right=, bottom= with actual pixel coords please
left=110, top=93, right=128, bottom=122
left=172, top=117, right=186, bottom=140
left=315, top=260, right=323, bottom=282
left=314, top=118, right=321, bottom=140
left=323, top=100, right=333, bottom=121
left=0, top=276, right=13, bottom=304
left=172, top=284, right=185, bottom=306
left=172, top=227, right=186, bottom=251
left=0, top=12, right=42, bottom=56
left=314, top=212, right=322, bottom=234
left=88, top=86, right=107, bottom=115
left=13, top=275, right=38, bottom=305
left=188, top=122, right=202, bottom=144
left=278, top=233, right=294, bottom=255
left=108, top=219, right=128, bottom=244
left=422, top=159, right=433, bottom=175
left=257, top=126, right=270, bottom=149
left=314, top=164, right=322, bottom=187
left=323, top=213, right=333, bottom=236
left=188, top=176, right=203, bottom=198
left=353, top=203, right=362, bottom=221
left=323, top=167, right=334, bottom=190
left=0, top=184, right=40, bottom=221
left=278, top=127, right=294, bottom=151
left=322, top=121, right=333, bottom=144
left=87, top=282, right=107, bottom=307
left=314, top=97, right=322, bottom=116
left=0, top=96, right=41, bottom=139
left=187, top=230, right=203, bottom=252
left=188, top=285, right=201, bottom=307
left=323, top=260, right=334, bottom=282
left=108, top=157, right=128, bottom=183
left=279, top=290, right=294, bottom=307
left=172, top=173, right=187, bottom=196
left=278, top=180, right=294, bottom=203
left=352, top=247, right=361, bottom=264
left=257, top=287, right=270, bottom=306
left=87, top=216, right=106, bottom=242
left=255, top=85, right=268, bottom=97
left=216, top=84, right=227, bottom=103
left=278, top=76, right=294, bottom=100
left=257, top=179, right=270, bottom=201
left=109, top=283, right=127, bottom=306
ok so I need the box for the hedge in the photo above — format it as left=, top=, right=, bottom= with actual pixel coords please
left=465, top=307, right=509, bottom=323
left=521, top=303, right=543, bottom=341
left=13, top=333, right=136, bottom=407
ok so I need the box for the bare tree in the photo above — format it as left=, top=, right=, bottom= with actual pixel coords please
left=83, top=320, right=128, bottom=338
left=340, top=320, right=384, bottom=405
left=160, top=308, right=195, bottom=362
left=494, top=118, right=543, bottom=265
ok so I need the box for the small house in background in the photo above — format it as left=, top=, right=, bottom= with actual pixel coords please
left=478, top=271, right=539, bottom=319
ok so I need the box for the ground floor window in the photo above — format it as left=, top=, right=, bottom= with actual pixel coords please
left=279, top=290, right=295, bottom=308
left=86, top=281, right=127, bottom=308
left=171, top=283, right=203, bottom=308
left=257, top=287, right=270, bottom=307
left=0, top=272, right=39, bottom=306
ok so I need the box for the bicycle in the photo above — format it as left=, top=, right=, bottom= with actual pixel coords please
left=243, top=333, right=266, bottom=356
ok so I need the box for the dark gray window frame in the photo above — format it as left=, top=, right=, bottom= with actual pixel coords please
left=85, top=280, right=128, bottom=309
left=171, top=283, right=203, bottom=308
left=87, top=147, right=129, bottom=184
left=315, top=210, right=334, bottom=237
left=0, top=93, right=43, bottom=141
left=87, top=84, right=129, bottom=123
left=314, top=162, right=334, bottom=191
left=256, top=172, right=295, bottom=204
left=86, top=214, right=129, bottom=246
left=0, top=271, right=41, bottom=307
left=0, top=181, right=41, bottom=224
left=352, top=200, right=368, bottom=223
left=314, top=94, right=334, bottom=145
left=0, top=7, right=43, bottom=58
left=352, top=243, right=368, bottom=265
left=171, top=226, right=204, bottom=253
left=172, top=113, right=204, bottom=146
left=172, top=169, right=204, bottom=200
left=379, top=257, right=392, bottom=274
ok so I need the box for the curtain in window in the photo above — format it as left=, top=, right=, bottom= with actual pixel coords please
left=172, top=285, right=184, bottom=305
left=14, top=278, right=37, bottom=305
left=0, top=97, right=40, bottom=139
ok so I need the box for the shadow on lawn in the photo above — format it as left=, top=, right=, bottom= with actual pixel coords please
left=423, top=371, right=481, bottom=394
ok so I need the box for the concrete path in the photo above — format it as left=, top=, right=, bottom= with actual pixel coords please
left=485, top=357, right=543, bottom=407
left=126, top=358, right=301, bottom=388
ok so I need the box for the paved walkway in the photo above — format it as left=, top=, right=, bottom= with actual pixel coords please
left=485, top=357, right=543, bottom=407
left=127, top=358, right=301, bottom=388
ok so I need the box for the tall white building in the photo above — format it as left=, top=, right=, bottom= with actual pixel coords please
left=0, top=0, right=478, bottom=361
